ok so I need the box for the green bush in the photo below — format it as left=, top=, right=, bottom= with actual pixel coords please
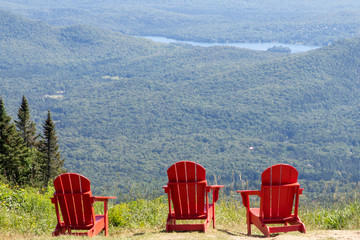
left=109, top=197, right=167, bottom=229
left=301, top=200, right=360, bottom=230
left=216, top=197, right=247, bottom=228
left=0, top=182, right=56, bottom=235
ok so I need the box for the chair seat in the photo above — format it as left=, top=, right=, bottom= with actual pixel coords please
left=249, top=208, right=260, bottom=217
left=249, top=208, right=298, bottom=223
left=95, top=215, right=105, bottom=230
left=95, top=215, right=105, bottom=223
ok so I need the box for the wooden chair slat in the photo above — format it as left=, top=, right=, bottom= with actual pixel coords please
left=51, top=173, right=115, bottom=237
left=238, top=164, right=305, bottom=237
left=164, top=161, right=223, bottom=232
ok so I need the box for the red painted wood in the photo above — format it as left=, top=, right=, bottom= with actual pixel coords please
left=164, top=161, right=223, bottom=232
left=167, top=164, right=177, bottom=182
left=167, top=162, right=182, bottom=216
left=196, top=163, right=206, bottom=215
left=238, top=164, right=306, bottom=237
left=197, top=182, right=205, bottom=215
left=176, top=162, right=189, bottom=216
left=186, top=162, right=197, bottom=216
left=261, top=164, right=299, bottom=219
left=186, top=161, right=196, bottom=181
left=69, top=174, right=83, bottom=225
left=170, top=184, right=182, bottom=216
left=196, top=163, right=206, bottom=181
left=51, top=173, right=115, bottom=237
left=262, top=164, right=298, bottom=185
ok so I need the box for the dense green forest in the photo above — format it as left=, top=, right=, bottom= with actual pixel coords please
left=0, top=95, right=66, bottom=188
left=1, top=0, right=360, bottom=45
left=1, top=9, right=360, bottom=201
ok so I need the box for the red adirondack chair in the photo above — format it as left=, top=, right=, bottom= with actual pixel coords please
left=163, top=161, right=224, bottom=232
left=237, top=164, right=306, bottom=237
left=51, top=173, right=116, bottom=237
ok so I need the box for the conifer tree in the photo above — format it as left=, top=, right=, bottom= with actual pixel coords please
left=0, top=98, right=30, bottom=184
left=38, top=110, right=65, bottom=187
left=15, top=95, right=38, bottom=148
left=0, top=98, right=12, bottom=154
left=15, top=95, right=42, bottom=185
left=0, top=98, right=11, bottom=177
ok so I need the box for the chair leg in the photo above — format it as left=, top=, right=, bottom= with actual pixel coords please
left=105, top=213, right=109, bottom=237
left=213, top=204, right=216, bottom=228
left=52, top=224, right=63, bottom=236
left=300, top=222, right=306, bottom=233
left=105, top=223, right=109, bottom=236
left=204, top=222, right=208, bottom=233
left=257, top=224, right=270, bottom=237
left=246, top=211, right=251, bottom=235
left=166, top=217, right=176, bottom=232
left=247, top=222, right=251, bottom=236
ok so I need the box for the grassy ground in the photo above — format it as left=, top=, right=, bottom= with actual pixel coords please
left=1, top=229, right=360, bottom=240
left=0, top=182, right=360, bottom=239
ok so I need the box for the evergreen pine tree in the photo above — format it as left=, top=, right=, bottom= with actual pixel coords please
left=0, top=98, right=30, bottom=184
left=15, top=95, right=42, bottom=185
left=0, top=98, right=12, bottom=155
left=38, top=110, right=65, bottom=187
left=15, top=95, right=38, bottom=148
left=0, top=98, right=12, bottom=178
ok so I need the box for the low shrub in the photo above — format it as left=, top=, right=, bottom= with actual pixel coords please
left=109, top=197, right=167, bottom=229
left=301, top=200, right=360, bottom=230
left=0, top=182, right=55, bottom=235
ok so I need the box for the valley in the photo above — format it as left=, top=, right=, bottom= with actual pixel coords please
left=0, top=3, right=360, bottom=202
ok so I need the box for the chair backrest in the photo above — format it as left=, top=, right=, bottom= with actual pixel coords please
left=53, top=173, right=94, bottom=226
left=260, top=164, right=299, bottom=220
left=167, top=161, right=207, bottom=217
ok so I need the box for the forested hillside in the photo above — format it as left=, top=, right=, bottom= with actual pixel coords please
left=1, top=0, right=360, bottom=45
left=1, top=10, right=360, bottom=200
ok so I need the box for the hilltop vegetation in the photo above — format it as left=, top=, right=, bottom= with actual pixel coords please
left=1, top=0, right=360, bottom=45
left=0, top=95, right=66, bottom=188
left=0, top=182, right=360, bottom=239
left=1, top=10, right=360, bottom=200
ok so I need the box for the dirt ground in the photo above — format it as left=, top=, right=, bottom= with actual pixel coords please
left=0, top=230, right=359, bottom=240
left=268, top=230, right=360, bottom=240
left=116, top=229, right=360, bottom=240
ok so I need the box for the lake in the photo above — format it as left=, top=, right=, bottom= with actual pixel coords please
left=141, top=36, right=320, bottom=54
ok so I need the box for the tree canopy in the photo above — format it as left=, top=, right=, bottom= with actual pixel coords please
left=1, top=10, right=360, bottom=200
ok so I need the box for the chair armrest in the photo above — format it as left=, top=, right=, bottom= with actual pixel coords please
left=236, top=190, right=261, bottom=196
left=93, top=196, right=116, bottom=202
left=207, top=185, right=224, bottom=191
left=163, top=185, right=170, bottom=193
left=262, top=183, right=300, bottom=189
left=236, top=190, right=261, bottom=209
left=207, top=185, right=224, bottom=203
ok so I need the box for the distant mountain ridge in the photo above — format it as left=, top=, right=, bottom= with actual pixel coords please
left=1, top=0, right=360, bottom=45
left=1, top=9, right=360, bottom=200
